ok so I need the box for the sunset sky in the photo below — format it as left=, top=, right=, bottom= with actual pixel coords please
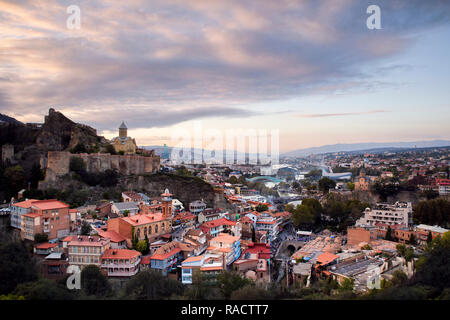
left=1, top=0, right=449, bottom=152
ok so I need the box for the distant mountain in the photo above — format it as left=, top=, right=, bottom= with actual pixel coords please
left=0, top=113, right=22, bottom=125
left=282, top=140, right=450, bottom=157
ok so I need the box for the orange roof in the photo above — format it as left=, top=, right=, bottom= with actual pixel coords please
left=211, top=233, right=240, bottom=244
left=31, top=200, right=69, bottom=210
left=182, top=255, right=204, bottom=263
left=316, top=252, right=339, bottom=265
left=35, top=242, right=58, bottom=249
left=101, top=249, right=141, bottom=260
left=151, top=247, right=181, bottom=260
left=68, top=235, right=109, bottom=247
left=200, top=266, right=223, bottom=271
left=122, top=213, right=167, bottom=226
left=12, top=199, right=39, bottom=208
left=96, top=229, right=126, bottom=243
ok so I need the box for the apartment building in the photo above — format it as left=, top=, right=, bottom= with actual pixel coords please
left=356, top=202, right=413, bottom=227
left=207, top=233, right=241, bottom=265
left=21, top=200, right=70, bottom=241
left=149, top=241, right=183, bottom=275
left=436, top=178, right=450, bottom=196
left=10, top=199, right=39, bottom=229
left=181, top=253, right=224, bottom=284
left=101, top=249, right=141, bottom=277
left=67, top=235, right=110, bottom=269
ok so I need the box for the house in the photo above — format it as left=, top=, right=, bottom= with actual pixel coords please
left=95, top=228, right=127, bottom=249
left=173, top=211, right=196, bottom=229
left=96, top=202, right=112, bottom=219
left=181, top=253, right=225, bottom=284
left=107, top=212, right=172, bottom=247
left=21, top=199, right=71, bottom=241
left=189, top=200, right=207, bottom=215
left=67, top=235, right=110, bottom=269
left=10, top=199, right=39, bottom=230
left=111, top=201, right=140, bottom=216
left=34, top=242, right=58, bottom=255
left=122, top=191, right=144, bottom=203
left=101, top=249, right=141, bottom=277
left=149, top=241, right=183, bottom=276
left=355, top=202, right=413, bottom=227
left=233, top=242, right=271, bottom=283
left=199, top=217, right=238, bottom=238
left=206, top=233, right=241, bottom=265
left=40, top=252, right=69, bottom=281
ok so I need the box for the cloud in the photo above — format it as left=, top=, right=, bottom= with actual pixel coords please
left=296, top=110, right=390, bottom=118
left=0, top=0, right=449, bottom=130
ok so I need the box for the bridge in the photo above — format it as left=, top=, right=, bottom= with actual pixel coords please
left=247, top=176, right=284, bottom=183
left=274, top=240, right=305, bottom=260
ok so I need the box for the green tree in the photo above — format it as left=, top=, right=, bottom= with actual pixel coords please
left=318, top=177, right=336, bottom=193
left=230, top=285, right=272, bottom=300
left=255, top=204, right=268, bottom=212
left=34, top=233, right=48, bottom=243
left=385, top=226, right=394, bottom=241
left=0, top=241, right=38, bottom=294
left=81, top=265, right=111, bottom=297
left=14, top=279, right=74, bottom=300
left=346, top=182, right=355, bottom=191
left=69, top=157, right=86, bottom=174
left=426, top=231, right=433, bottom=244
left=4, top=165, right=25, bottom=196
left=71, top=143, right=88, bottom=154
left=124, top=270, right=183, bottom=299
left=80, top=221, right=92, bottom=235
left=216, top=271, right=253, bottom=300
left=104, top=144, right=117, bottom=155
left=136, top=240, right=149, bottom=254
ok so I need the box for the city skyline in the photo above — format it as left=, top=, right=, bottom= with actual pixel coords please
left=1, top=0, right=450, bottom=152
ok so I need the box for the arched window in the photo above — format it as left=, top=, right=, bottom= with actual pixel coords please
left=155, top=224, right=158, bottom=233
left=136, top=228, right=140, bottom=239
left=162, top=223, right=165, bottom=231
left=144, top=227, right=147, bottom=235
left=148, top=225, right=152, bottom=234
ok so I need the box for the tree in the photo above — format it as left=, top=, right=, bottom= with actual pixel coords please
left=14, top=279, right=74, bottom=300
left=318, top=177, right=336, bottom=193
left=230, top=285, right=272, bottom=300
left=81, top=265, right=111, bottom=297
left=0, top=241, right=38, bottom=295
left=427, top=231, right=433, bottom=244
left=255, top=204, right=268, bottom=212
left=346, top=182, right=355, bottom=191
left=216, top=271, right=253, bottom=300
left=70, top=143, right=88, bottom=154
left=104, top=144, right=117, bottom=155
left=390, top=270, right=408, bottom=287
left=34, top=233, right=48, bottom=243
left=4, top=165, right=25, bottom=196
left=339, top=278, right=354, bottom=292
left=80, top=221, right=91, bottom=235
left=136, top=240, right=149, bottom=254
left=69, top=157, right=86, bottom=174
left=30, top=163, right=44, bottom=189
left=385, top=226, right=394, bottom=241
left=124, top=270, right=183, bottom=299
left=228, top=176, right=238, bottom=184
left=184, top=271, right=221, bottom=300
left=409, top=233, right=417, bottom=246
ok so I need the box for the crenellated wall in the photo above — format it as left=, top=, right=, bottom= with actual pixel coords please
left=44, top=151, right=160, bottom=181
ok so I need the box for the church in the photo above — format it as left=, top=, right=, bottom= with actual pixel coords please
left=110, top=122, right=138, bottom=154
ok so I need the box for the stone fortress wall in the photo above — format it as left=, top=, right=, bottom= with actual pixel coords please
left=45, top=151, right=160, bottom=182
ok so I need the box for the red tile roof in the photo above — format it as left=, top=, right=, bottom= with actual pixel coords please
left=101, top=249, right=141, bottom=260
left=316, top=252, right=339, bottom=265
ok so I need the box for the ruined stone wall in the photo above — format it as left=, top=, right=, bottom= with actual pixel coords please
left=1, top=144, right=14, bottom=163
left=44, top=151, right=160, bottom=181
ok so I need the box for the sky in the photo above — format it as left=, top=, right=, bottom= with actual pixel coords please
left=0, top=0, right=450, bottom=153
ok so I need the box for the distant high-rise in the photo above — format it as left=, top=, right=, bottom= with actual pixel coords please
left=162, top=144, right=169, bottom=160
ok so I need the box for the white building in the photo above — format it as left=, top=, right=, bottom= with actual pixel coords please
left=356, top=202, right=413, bottom=227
